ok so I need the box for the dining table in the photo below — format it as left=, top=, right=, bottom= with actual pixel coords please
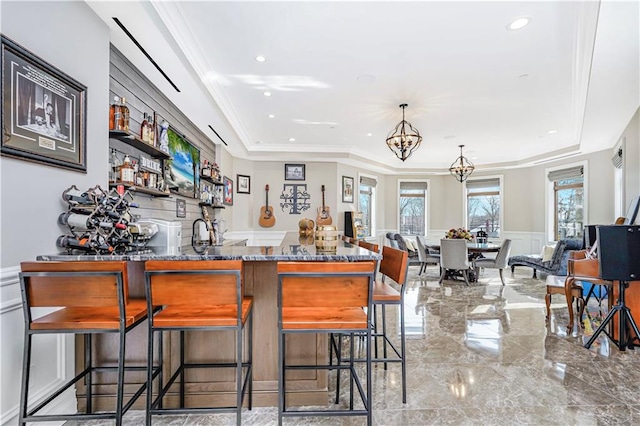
left=425, top=241, right=501, bottom=282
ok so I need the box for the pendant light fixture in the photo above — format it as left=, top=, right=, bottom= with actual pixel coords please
left=449, top=145, right=475, bottom=182
left=385, top=104, right=423, bottom=162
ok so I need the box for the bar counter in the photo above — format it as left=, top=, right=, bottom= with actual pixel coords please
left=37, top=232, right=380, bottom=410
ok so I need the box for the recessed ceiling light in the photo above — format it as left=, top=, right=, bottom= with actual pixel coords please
left=507, top=17, right=531, bottom=31
left=288, top=138, right=296, bottom=142
left=268, top=114, right=275, bottom=118
left=444, top=135, right=457, bottom=140
left=263, top=91, right=272, bottom=97
left=255, top=55, right=266, bottom=62
left=356, top=74, right=376, bottom=84
left=547, top=130, right=557, bottom=134
left=367, top=133, right=373, bottom=137
left=256, top=140, right=263, bottom=144
left=519, top=74, right=529, bottom=79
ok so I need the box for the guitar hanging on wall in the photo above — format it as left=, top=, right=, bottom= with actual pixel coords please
left=316, top=185, right=332, bottom=225
left=259, top=184, right=276, bottom=228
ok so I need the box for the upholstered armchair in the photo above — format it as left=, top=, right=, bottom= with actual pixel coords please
left=439, top=239, right=472, bottom=285
left=508, top=238, right=583, bottom=278
left=393, top=233, right=420, bottom=266
left=473, top=239, right=512, bottom=285
left=416, top=235, right=440, bottom=275
left=386, top=232, right=399, bottom=249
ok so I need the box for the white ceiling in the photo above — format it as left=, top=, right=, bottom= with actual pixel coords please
left=89, top=0, right=639, bottom=174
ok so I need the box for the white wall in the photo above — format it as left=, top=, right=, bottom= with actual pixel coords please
left=0, top=2, right=110, bottom=424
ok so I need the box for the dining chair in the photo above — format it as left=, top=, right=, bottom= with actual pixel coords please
left=472, top=239, right=512, bottom=285
left=416, top=235, right=440, bottom=275
left=439, top=239, right=472, bottom=285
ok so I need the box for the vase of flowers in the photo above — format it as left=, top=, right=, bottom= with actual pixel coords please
left=445, top=228, right=473, bottom=240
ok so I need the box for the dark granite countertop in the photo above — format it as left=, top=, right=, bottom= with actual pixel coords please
left=37, top=232, right=380, bottom=261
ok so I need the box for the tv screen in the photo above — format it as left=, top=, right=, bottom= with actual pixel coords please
left=165, top=126, right=199, bottom=198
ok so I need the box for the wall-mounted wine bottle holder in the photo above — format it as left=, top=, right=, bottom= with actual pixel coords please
left=57, top=184, right=146, bottom=254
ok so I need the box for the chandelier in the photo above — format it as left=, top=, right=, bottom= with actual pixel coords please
left=449, top=145, right=475, bottom=182
left=385, top=103, right=423, bottom=162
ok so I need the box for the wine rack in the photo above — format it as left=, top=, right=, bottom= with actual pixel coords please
left=57, top=184, right=151, bottom=255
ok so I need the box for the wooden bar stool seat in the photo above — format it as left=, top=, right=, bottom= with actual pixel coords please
left=277, top=261, right=376, bottom=426
left=144, top=260, right=252, bottom=426
left=18, top=261, right=154, bottom=426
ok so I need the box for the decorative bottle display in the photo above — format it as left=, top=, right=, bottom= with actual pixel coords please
left=120, top=97, right=130, bottom=132
left=57, top=185, right=147, bottom=255
left=120, top=155, right=135, bottom=184
left=148, top=113, right=155, bottom=145
left=141, top=112, right=150, bottom=143
left=109, top=96, right=122, bottom=131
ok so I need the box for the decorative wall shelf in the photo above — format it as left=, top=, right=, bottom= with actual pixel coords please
left=109, top=182, right=171, bottom=198
left=200, top=175, right=223, bottom=185
left=199, top=202, right=225, bottom=208
left=109, top=130, right=171, bottom=159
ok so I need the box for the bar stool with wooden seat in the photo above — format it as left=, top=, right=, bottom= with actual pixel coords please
left=358, top=240, right=379, bottom=253
left=331, top=246, right=409, bottom=404
left=18, top=261, right=153, bottom=426
left=144, top=260, right=252, bottom=426
left=277, top=261, right=375, bottom=426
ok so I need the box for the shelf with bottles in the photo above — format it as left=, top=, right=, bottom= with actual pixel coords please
left=199, top=202, right=225, bottom=208
left=109, top=182, right=171, bottom=198
left=200, top=159, right=221, bottom=183
left=109, top=130, right=171, bottom=159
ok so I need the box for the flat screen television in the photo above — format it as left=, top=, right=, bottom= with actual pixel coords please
left=165, top=126, right=200, bottom=198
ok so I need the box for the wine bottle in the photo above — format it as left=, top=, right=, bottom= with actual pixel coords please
left=109, top=96, right=122, bottom=131
left=56, top=235, right=113, bottom=253
left=62, top=189, right=95, bottom=205
left=58, top=212, right=114, bottom=230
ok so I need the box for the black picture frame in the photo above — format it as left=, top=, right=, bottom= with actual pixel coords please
left=223, top=175, right=233, bottom=205
left=1, top=35, right=87, bottom=172
left=285, top=163, right=305, bottom=181
left=342, top=175, right=354, bottom=203
left=237, top=174, right=250, bottom=194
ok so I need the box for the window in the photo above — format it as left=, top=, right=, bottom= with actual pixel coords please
left=466, top=178, right=501, bottom=238
left=399, top=181, right=427, bottom=236
left=359, top=175, right=377, bottom=237
left=548, top=166, right=584, bottom=240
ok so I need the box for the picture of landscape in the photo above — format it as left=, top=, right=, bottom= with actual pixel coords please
left=165, top=126, right=200, bottom=198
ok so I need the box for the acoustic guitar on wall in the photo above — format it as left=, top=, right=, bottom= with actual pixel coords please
left=316, top=185, right=332, bottom=225
left=259, top=184, right=276, bottom=228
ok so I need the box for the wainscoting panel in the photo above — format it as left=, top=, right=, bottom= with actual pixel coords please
left=1, top=266, right=75, bottom=426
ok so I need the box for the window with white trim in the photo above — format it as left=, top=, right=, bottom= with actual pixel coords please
left=548, top=166, right=584, bottom=240
left=399, top=181, right=427, bottom=236
left=359, top=176, right=377, bottom=237
left=466, top=177, right=501, bottom=238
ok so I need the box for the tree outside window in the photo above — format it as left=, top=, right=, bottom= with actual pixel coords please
left=399, top=181, right=427, bottom=235
left=466, top=178, right=501, bottom=238
left=555, top=178, right=584, bottom=240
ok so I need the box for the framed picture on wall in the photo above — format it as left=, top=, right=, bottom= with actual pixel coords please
left=164, top=125, right=200, bottom=199
left=223, top=175, right=233, bottom=205
left=237, top=174, right=250, bottom=194
left=284, top=163, right=305, bottom=181
left=1, top=35, right=87, bottom=172
left=342, top=176, right=354, bottom=203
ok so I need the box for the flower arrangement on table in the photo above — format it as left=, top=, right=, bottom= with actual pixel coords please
left=445, top=228, right=474, bottom=240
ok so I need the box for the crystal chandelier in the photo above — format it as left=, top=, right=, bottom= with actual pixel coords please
left=385, top=104, right=423, bottom=162
left=449, top=145, right=475, bottom=182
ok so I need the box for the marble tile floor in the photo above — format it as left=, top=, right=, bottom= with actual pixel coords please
left=64, top=266, right=640, bottom=425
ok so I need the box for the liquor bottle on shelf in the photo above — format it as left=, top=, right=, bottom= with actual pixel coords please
left=201, top=160, right=210, bottom=177
left=109, top=149, right=121, bottom=184
left=109, top=96, right=122, bottom=131
left=120, top=97, right=130, bottom=133
left=148, top=114, right=155, bottom=146
left=141, top=113, right=150, bottom=143
left=120, top=155, right=135, bottom=184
